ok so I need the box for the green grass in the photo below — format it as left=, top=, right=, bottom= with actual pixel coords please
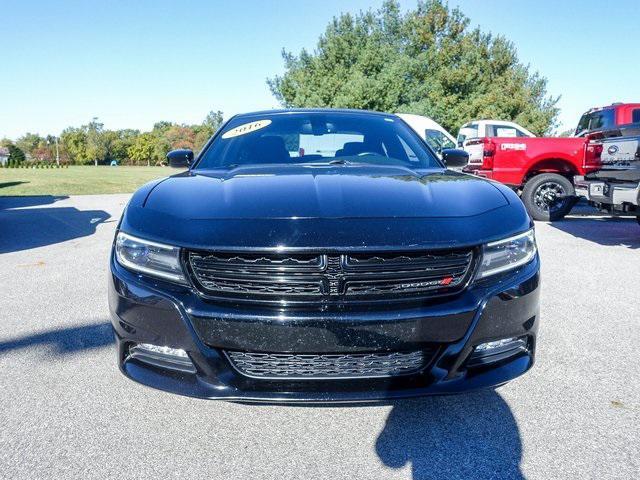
left=0, top=166, right=177, bottom=196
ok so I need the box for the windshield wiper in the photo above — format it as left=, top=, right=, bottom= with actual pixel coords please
left=328, top=159, right=349, bottom=165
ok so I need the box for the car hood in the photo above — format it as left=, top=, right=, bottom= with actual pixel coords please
left=144, top=165, right=508, bottom=219
left=123, top=165, right=530, bottom=250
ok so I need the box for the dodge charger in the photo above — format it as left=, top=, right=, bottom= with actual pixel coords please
left=108, top=109, right=540, bottom=403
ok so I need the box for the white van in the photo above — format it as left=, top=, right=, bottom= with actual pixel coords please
left=395, top=113, right=457, bottom=157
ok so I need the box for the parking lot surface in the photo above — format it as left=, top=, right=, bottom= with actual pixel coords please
left=1, top=194, right=638, bottom=479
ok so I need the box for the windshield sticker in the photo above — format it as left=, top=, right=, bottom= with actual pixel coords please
left=222, top=119, right=272, bottom=139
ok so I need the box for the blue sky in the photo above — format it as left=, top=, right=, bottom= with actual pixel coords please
left=1, top=0, right=638, bottom=139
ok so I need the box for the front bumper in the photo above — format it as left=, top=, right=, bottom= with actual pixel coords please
left=108, top=256, right=540, bottom=403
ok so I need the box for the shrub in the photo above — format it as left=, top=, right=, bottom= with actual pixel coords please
left=7, top=145, right=25, bottom=165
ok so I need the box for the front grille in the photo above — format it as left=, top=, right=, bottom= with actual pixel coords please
left=186, top=249, right=475, bottom=302
left=225, top=350, right=433, bottom=379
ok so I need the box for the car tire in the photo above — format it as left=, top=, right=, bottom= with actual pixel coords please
left=522, top=173, right=575, bottom=221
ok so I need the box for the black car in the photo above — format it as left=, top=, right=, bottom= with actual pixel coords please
left=108, top=109, right=540, bottom=403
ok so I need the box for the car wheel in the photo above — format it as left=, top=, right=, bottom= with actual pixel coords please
left=522, top=173, right=575, bottom=221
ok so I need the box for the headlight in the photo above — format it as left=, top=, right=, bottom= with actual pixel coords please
left=477, top=229, right=537, bottom=279
left=115, top=232, right=187, bottom=284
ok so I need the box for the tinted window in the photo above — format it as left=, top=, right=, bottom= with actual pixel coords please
left=424, top=129, right=455, bottom=152
left=632, top=109, right=640, bottom=124
left=196, top=113, right=440, bottom=169
left=588, top=109, right=615, bottom=130
left=576, top=108, right=616, bottom=135
left=575, top=113, right=590, bottom=135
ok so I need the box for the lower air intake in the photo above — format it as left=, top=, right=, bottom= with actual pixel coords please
left=225, top=350, right=434, bottom=379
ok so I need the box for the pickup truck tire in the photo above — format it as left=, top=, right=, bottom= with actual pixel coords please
left=522, top=173, right=575, bottom=221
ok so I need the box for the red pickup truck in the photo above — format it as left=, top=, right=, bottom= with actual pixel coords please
left=464, top=103, right=640, bottom=221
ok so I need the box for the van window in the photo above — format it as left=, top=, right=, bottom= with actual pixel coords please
left=632, top=109, right=640, bottom=124
left=424, top=129, right=455, bottom=153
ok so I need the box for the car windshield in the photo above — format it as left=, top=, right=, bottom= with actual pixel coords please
left=195, top=112, right=441, bottom=169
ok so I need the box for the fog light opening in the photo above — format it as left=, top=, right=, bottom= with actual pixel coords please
left=475, top=337, right=526, bottom=353
left=467, top=336, right=529, bottom=367
left=137, top=343, right=189, bottom=358
left=128, top=343, right=196, bottom=373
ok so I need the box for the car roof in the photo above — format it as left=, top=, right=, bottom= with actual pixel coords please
left=232, top=108, right=395, bottom=120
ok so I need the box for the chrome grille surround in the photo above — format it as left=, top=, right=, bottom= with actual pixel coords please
left=186, top=249, right=475, bottom=303
left=225, top=350, right=432, bottom=379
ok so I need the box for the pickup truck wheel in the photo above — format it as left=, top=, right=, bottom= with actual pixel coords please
left=522, top=173, right=575, bottom=221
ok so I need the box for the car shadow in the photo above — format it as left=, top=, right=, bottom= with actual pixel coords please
left=376, top=391, right=523, bottom=479
left=0, top=181, right=30, bottom=190
left=0, top=196, right=110, bottom=253
left=0, top=194, right=68, bottom=210
left=549, top=216, right=640, bottom=249
left=0, top=321, right=114, bottom=356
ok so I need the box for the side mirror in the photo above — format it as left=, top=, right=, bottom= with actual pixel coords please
left=167, top=149, right=194, bottom=168
left=441, top=148, right=469, bottom=168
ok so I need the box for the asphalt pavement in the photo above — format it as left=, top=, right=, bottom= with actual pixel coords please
left=0, top=194, right=638, bottom=479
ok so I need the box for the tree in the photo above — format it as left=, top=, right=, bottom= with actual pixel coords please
left=194, top=110, right=224, bottom=152
left=165, top=125, right=196, bottom=151
left=15, top=132, right=43, bottom=159
left=112, top=129, right=139, bottom=163
left=268, top=0, right=559, bottom=135
left=60, top=127, right=88, bottom=164
left=203, top=110, right=224, bottom=131
left=10, top=109, right=225, bottom=166
left=557, top=128, right=574, bottom=137
left=86, top=118, right=105, bottom=166
left=7, top=144, right=26, bottom=165
left=127, top=132, right=156, bottom=166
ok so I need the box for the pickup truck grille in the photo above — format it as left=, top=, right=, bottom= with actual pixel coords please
left=225, top=349, right=434, bottom=379
left=186, top=249, right=475, bottom=303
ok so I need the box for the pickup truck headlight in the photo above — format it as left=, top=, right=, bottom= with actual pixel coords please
left=115, top=232, right=187, bottom=284
left=477, top=229, right=537, bottom=279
